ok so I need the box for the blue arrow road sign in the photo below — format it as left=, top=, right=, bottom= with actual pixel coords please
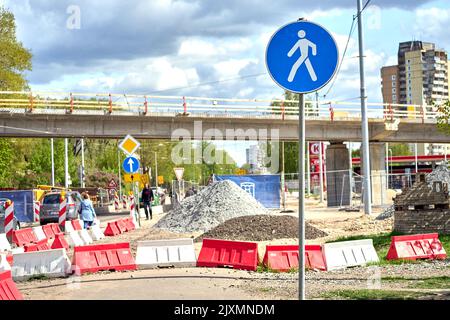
left=123, top=156, right=140, bottom=174
left=266, top=20, right=339, bottom=94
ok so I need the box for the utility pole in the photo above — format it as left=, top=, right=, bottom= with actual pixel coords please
left=357, top=0, right=372, bottom=215
left=81, top=138, right=85, bottom=188
left=319, top=142, right=324, bottom=203
left=155, top=151, right=158, bottom=188
left=51, top=138, right=55, bottom=186
left=64, top=138, right=69, bottom=188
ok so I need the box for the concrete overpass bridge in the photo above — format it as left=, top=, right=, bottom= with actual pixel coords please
left=0, top=91, right=448, bottom=143
left=1, top=91, right=449, bottom=207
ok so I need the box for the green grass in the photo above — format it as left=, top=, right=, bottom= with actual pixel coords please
left=327, top=232, right=450, bottom=266
left=320, top=289, right=426, bottom=300
left=27, top=274, right=50, bottom=281
left=383, top=276, right=450, bottom=289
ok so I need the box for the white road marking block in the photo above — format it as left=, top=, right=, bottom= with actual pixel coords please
left=66, top=231, right=84, bottom=247
left=0, top=233, right=12, bottom=252
left=135, top=238, right=197, bottom=269
left=32, top=226, right=47, bottom=242
left=88, top=224, right=105, bottom=241
left=323, top=239, right=379, bottom=270
left=0, top=253, right=11, bottom=272
left=78, top=229, right=93, bottom=245
left=11, top=249, right=71, bottom=281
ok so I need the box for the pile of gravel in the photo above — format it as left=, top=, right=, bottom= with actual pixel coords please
left=426, top=163, right=450, bottom=186
left=155, top=180, right=269, bottom=233
left=376, top=205, right=395, bottom=220
left=195, top=215, right=328, bottom=242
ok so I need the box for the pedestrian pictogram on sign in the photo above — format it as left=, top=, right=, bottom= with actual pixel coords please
left=119, top=135, right=141, bottom=156
left=266, top=20, right=339, bottom=94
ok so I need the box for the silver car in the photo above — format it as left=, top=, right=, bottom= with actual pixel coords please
left=40, top=191, right=82, bottom=225
left=0, top=198, right=20, bottom=233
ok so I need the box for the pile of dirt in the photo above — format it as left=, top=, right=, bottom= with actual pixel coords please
left=155, top=180, right=269, bottom=233
left=195, top=215, right=328, bottom=242
left=426, top=163, right=450, bottom=186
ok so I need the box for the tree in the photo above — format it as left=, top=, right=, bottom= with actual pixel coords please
left=0, top=7, right=32, bottom=91
left=437, top=101, right=450, bottom=135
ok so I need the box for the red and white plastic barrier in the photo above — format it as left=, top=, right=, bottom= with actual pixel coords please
left=122, top=195, right=127, bottom=209
left=33, top=201, right=40, bottom=223
left=58, top=196, right=67, bottom=228
left=4, top=201, right=14, bottom=241
left=114, top=194, right=120, bottom=211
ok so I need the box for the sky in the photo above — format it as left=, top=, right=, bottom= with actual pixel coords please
left=2, top=0, right=450, bottom=165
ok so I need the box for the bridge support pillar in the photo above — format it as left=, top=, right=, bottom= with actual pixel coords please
left=326, top=142, right=351, bottom=207
left=368, top=143, right=387, bottom=206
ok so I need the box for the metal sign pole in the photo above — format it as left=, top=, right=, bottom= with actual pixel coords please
left=298, top=93, right=305, bottom=301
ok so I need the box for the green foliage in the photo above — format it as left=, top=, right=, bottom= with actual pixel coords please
left=0, top=7, right=32, bottom=91
left=437, top=100, right=450, bottom=136
left=319, top=289, right=425, bottom=300
left=382, top=276, right=450, bottom=289
left=0, top=139, right=13, bottom=187
left=389, top=143, right=413, bottom=156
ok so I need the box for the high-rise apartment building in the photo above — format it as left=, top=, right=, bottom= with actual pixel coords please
left=381, top=41, right=450, bottom=155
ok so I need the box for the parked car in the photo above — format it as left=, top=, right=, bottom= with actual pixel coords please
left=0, top=198, right=20, bottom=233
left=40, top=191, right=82, bottom=225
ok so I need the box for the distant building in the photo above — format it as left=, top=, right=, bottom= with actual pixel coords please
left=381, top=41, right=450, bottom=155
left=245, top=144, right=267, bottom=174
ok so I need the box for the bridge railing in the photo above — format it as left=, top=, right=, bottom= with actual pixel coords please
left=0, top=91, right=443, bottom=122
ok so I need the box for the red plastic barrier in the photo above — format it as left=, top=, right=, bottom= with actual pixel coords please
left=386, top=233, right=447, bottom=260
left=51, top=223, right=63, bottom=237
left=104, top=222, right=121, bottom=236
left=72, top=220, right=82, bottom=231
left=12, top=228, right=39, bottom=247
left=197, top=238, right=258, bottom=271
left=72, top=242, right=137, bottom=275
left=42, top=224, right=55, bottom=239
left=115, top=219, right=127, bottom=234
left=24, top=239, right=50, bottom=252
left=6, top=254, right=13, bottom=266
left=0, top=271, right=23, bottom=300
left=123, top=218, right=135, bottom=232
left=262, top=245, right=326, bottom=272
left=51, top=233, right=69, bottom=250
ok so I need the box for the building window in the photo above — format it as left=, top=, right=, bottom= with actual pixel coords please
left=391, top=75, right=396, bottom=80
left=407, top=59, right=411, bottom=64
left=392, top=94, right=397, bottom=101
left=392, top=81, right=396, bottom=86
left=392, top=88, right=396, bottom=94
left=408, top=79, right=411, bottom=84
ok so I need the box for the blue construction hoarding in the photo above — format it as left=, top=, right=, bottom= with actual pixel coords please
left=215, top=174, right=280, bottom=209
left=0, top=190, right=35, bottom=222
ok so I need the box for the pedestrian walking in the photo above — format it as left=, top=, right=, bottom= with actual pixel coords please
left=80, top=192, right=97, bottom=229
left=141, top=183, right=154, bottom=220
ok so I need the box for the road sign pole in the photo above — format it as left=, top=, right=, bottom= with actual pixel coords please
left=357, top=0, right=372, bottom=215
left=298, top=93, right=305, bottom=301
left=118, top=145, right=122, bottom=199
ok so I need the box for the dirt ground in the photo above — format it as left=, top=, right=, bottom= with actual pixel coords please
left=15, top=196, right=450, bottom=300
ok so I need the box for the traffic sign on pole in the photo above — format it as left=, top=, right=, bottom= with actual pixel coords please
left=266, top=20, right=338, bottom=94
left=173, top=168, right=184, bottom=181
left=122, top=156, right=140, bottom=174
left=266, top=19, right=338, bottom=302
left=119, top=135, right=141, bottom=156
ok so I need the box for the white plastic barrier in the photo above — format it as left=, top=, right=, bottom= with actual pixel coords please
left=11, top=249, right=71, bottom=281
left=0, top=233, right=11, bottom=252
left=66, top=231, right=84, bottom=247
left=64, top=220, right=75, bottom=233
left=323, top=239, right=379, bottom=271
left=78, top=229, right=93, bottom=245
left=135, top=238, right=197, bottom=269
left=0, top=253, right=11, bottom=272
left=88, top=224, right=105, bottom=241
left=32, top=226, right=47, bottom=242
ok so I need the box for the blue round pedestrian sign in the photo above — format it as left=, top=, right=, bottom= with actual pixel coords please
left=266, top=20, right=339, bottom=94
